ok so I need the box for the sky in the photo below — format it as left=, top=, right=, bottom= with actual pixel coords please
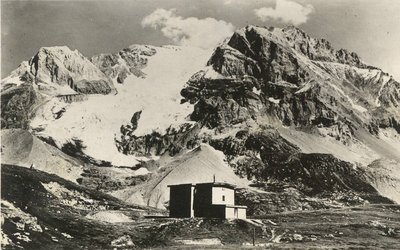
left=2, top=0, right=400, bottom=80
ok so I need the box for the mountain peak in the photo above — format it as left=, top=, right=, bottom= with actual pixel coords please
left=2, top=45, right=114, bottom=96
left=220, top=25, right=372, bottom=73
left=127, top=44, right=156, bottom=52
left=34, top=46, right=84, bottom=61
left=185, top=24, right=400, bottom=137
left=38, top=45, right=73, bottom=52
left=282, top=25, right=307, bottom=34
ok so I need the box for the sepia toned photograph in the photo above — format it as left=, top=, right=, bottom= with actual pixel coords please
left=1, top=0, right=399, bottom=249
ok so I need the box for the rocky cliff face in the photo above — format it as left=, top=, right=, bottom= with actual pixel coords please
left=208, top=128, right=378, bottom=196
left=1, top=84, right=39, bottom=129
left=115, top=111, right=201, bottom=157
left=2, top=46, right=115, bottom=96
left=182, top=25, right=400, bottom=137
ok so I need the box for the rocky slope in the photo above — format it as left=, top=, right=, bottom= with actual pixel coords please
left=1, top=129, right=83, bottom=182
left=0, top=165, right=163, bottom=249
left=0, top=129, right=152, bottom=192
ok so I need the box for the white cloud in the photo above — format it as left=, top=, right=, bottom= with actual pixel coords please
left=141, top=8, right=235, bottom=49
left=223, top=0, right=259, bottom=5
left=223, top=0, right=234, bottom=5
left=254, top=0, right=314, bottom=26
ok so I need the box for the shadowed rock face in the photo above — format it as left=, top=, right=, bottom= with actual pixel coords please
left=73, top=79, right=113, bottom=94
left=209, top=129, right=377, bottom=196
left=1, top=84, right=38, bottom=129
left=115, top=112, right=201, bottom=157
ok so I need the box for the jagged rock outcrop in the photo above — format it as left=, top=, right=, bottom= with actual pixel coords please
left=1, top=84, right=39, bottom=129
left=115, top=111, right=201, bottom=157
left=210, top=26, right=373, bottom=80
left=91, top=45, right=157, bottom=83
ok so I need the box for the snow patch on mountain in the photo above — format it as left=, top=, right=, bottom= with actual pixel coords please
left=268, top=97, right=280, bottom=104
left=31, top=46, right=212, bottom=166
left=1, top=76, right=25, bottom=89
left=278, top=127, right=379, bottom=165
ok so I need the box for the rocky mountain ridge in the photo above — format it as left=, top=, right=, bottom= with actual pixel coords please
left=182, top=25, right=400, bottom=133
left=91, top=45, right=157, bottom=83
left=2, top=46, right=115, bottom=95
